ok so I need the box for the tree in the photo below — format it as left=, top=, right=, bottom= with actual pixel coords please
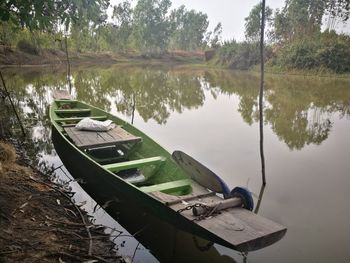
left=132, top=0, right=172, bottom=54
left=244, top=3, right=272, bottom=42
left=271, top=0, right=326, bottom=43
left=169, top=5, right=209, bottom=50
left=210, top=22, right=223, bottom=48
left=112, top=1, right=133, bottom=50
left=326, top=0, right=350, bottom=22
left=0, top=0, right=109, bottom=31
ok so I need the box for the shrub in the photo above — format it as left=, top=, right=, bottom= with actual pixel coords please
left=278, top=41, right=320, bottom=69
left=213, top=41, right=264, bottom=70
left=16, top=39, right=38, bottom=55
left=317, top=42, right=350, bottom=73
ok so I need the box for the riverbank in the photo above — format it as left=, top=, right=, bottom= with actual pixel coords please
left=0, top=46, right=204, bottom=67
left=1, top=46, right=349, bottom=79
left=0, top=141, right=125, bottom=263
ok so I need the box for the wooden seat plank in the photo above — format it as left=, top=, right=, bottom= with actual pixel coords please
left=55, top=108, right=91, bottom=114
left=103, top=156, right=166, bottom=173
left=140, top=179, right=191, bottom=193
left=56, top=116, right=107, bottom=123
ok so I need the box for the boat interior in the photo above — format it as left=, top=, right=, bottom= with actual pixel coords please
left=52, top=99, right=193, bottom=196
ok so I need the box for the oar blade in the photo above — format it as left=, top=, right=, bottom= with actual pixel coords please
left=172, top=150, right=230, bottom=196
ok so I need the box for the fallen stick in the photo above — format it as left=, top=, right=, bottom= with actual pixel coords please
left=28, top=176, right=93, bottom=256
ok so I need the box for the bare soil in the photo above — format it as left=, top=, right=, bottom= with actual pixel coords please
left=0, top=142, right=123, bottom=262
left=0, top=45, right=204, bottom=67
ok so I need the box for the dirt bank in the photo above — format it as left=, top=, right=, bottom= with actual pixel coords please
left=0, top=141, right=124, bottom=262
left=0, top=45, right=204, bottom=67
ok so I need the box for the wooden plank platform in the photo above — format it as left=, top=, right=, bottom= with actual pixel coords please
left=158, top=187, right=286, bottom=251
left=52, top=90, right=73, bottom=100
left=64, top=126, right=142, bottom=150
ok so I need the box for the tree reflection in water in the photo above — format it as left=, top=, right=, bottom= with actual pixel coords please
left=3, top=65, right=350, bottom=164
left=2, top=65, right=350, bottom=262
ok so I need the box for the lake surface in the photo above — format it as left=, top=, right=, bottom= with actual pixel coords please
left=1, top=64, right=350, bottom=262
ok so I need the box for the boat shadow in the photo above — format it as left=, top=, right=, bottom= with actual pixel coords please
left=79, top=176, right=238, bottom=263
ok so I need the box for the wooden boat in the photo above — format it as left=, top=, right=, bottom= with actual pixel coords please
left=49, top=98, right=286, bottom=252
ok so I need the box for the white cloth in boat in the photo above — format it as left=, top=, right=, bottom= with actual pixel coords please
left=75, top=117, right=116, bottom=132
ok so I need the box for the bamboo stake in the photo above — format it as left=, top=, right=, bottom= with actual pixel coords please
left=259, top=0, right=266, bottom=185
left=0, top=71, right=26, bottom=137
left=64, top=35, right=72, bottom=94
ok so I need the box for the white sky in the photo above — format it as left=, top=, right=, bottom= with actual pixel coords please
left=109, top=0, right=350, bottom=41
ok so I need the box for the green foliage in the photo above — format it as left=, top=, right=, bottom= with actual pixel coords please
left=277, top=40, right=320, bottom=69
left=273, top=32, right=350, bottom=73
left=168, top=5, right=210, bottom=50
left=0, top=0, right=219, bottom=56
left=17, top=39, right=38, bottom=54
left=317, top=32, right=350, bottom=73
left=212, top=41, right=263, bottom=70
left=112, top=1, right=133, bottom=51
left=132, top=0, right=172, bottom=54
left=209, top=22, right=222, bottom=48
left=272, top=0, right=326, bottom=43
left=208, top=0, right=350, bottom=73
left=0, top=21, right=20, bottom=46
left=325, top=0, right=350, bottom=22
left=244, top=3, right=272, bottom=42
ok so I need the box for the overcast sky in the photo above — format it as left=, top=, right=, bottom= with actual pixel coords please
left=109, top=0, right=350, bottom=41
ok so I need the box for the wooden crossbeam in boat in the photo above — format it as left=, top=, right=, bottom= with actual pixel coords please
left=140, top=179, right=191, bottom=193
left=103, top=156, right=166, bottom=173
left=55, top=116, right=107, bottom=123
left=54, top=108, right=91, bottom=114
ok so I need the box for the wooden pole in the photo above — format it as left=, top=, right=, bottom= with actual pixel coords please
left=131, top=93, right=136, bottom=125
left=254, top=184, right=266, bottom=214
left=64, top=35, right=72, bottom=94
left=0, top=71, right=26, bottom=137
left=259, top=0, right=266, bottom=185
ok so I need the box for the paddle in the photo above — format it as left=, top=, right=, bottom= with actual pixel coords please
left=172, top=151, right=231, bottom=198
left=172, top=151, right=254, bottom=210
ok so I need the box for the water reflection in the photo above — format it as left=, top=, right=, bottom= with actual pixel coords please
left=2, top=65, right=350, bottom=262
left=4, top=66, right=350, bottom=152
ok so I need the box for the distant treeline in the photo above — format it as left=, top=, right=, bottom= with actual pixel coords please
left=211, top=0, right=350, bottom=73
left=0, top=0, right=221, bottom=55
left=0, top=0, right=349, bottom=73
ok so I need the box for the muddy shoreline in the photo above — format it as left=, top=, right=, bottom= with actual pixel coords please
left=0, top=141, right=126, bottom=262
left=0, top=46, right=204, bottom=68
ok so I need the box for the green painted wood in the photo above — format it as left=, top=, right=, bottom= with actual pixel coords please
left=49, top=99, right=288, bottom=252
left=55, top=108, right=91, bottom=114
left=103, top=156, right=166, bottom=173
left=140, top=179, right=191, bottom=193
left=55, top=115, right=107, bottom=122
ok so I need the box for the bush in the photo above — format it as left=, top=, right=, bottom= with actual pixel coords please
left=317, top=42, right=350, bottom=73
left=213, top=41, right=264, bottom=70
left=278, top=41, right=320, bottom=69
left=274, top=32, right=350, bottom=73
left=16, top=39, right=38, bottom=55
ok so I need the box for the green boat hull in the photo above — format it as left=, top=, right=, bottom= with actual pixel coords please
left=50, top=99, right=286, bottom=252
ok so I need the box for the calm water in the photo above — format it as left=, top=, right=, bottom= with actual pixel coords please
left=1, top=65, right=350, bottom=262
